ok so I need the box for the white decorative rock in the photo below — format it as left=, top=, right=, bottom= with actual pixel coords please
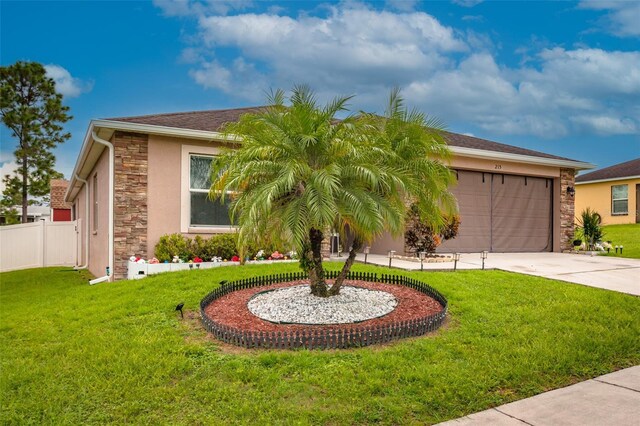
left=247, top=285, right=398, bottom=324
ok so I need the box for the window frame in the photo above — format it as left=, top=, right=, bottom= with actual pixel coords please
left=611, top=184, right=628, bottom=216
left=180, top=144, right=236, bottom=233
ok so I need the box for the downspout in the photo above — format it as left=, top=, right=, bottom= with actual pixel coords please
left=73, top=174, right=90, bottom=270
left=90, top=131, right=115, bottom=284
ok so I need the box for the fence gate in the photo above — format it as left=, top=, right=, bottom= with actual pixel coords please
left=0, top=220, right=78, bottom=272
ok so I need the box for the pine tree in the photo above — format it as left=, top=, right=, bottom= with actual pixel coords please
left=0, top=61, right=71, bottom=223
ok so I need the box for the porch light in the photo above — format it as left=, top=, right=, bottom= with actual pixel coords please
left=363, top=246, right=370, bottom=264
left=452, top=253, right=461, bottom=272
left=418, top=251, right=427, bottom=271
left=481, top=251, right=488, bottom=270
left=388, top=250, right=396, bottom=268
left=566, top=186, right=575, bottom=197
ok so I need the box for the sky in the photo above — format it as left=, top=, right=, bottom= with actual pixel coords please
left=1, top=0, right=639, bottom=186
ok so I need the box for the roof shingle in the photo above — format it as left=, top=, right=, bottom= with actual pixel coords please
left=575, top=158, right=640, bottom=183
left=107, top=107, right=577, bottom=162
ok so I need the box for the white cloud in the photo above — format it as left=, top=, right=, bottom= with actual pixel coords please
left=452, top=0, right=484, bottom=8
left=578, top=1, right=640, bottom=37
left=187, top=5, right=466, bottom=98
left=385, top=0, right=419, bottom=12
left=571, top=115, right=638, bottom=135
left=44, top=65, right=93, bottom=98
left=0, top=161, right=18, bottom=193
left=405, top=48, right=640, bottom=138
left=153, top=0, right=253, bottom=17
left=462, top=15, right=483, bottom=22
left=161, top=2, right=639, bottom=139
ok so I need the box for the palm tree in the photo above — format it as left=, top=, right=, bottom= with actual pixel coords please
left=211, top=85, right=455, bottom=297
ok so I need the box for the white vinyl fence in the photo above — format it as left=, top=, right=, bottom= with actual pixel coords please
left=0, top=220, right=78, bottom=272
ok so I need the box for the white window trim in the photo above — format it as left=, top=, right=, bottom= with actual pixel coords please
left=180, top=144, right=236, bottom=233
left=611, top=184, right=628, bottom=216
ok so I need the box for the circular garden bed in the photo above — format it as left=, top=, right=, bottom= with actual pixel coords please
left=200, top=271, right=448, bottom=350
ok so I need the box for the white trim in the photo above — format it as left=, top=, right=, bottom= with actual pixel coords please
left=611, top=184, right=629, bottom=215
left=91, top=119, right=238, bottom=143
left=575, top=175, right=640, bottom=185
left=449, top=146, right=594, bottom=170
left=180, top=144, right=236, bottom=233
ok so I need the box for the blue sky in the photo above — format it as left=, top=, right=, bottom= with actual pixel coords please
left=1, top=0, right=639, bottom=184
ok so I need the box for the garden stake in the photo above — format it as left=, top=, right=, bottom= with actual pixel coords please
left=175, top=302, right=184, bottom=319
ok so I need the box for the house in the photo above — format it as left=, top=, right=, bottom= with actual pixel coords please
left=575, top=158, right=640, bottom=225
left=50, top=179, right=72, bottom=221
left=0, top=205, right=51, bottom=224
left=64, top=107, right=594, bottom=280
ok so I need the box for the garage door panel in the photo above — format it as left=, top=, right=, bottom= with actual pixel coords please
left=438, top=171, right=491, bottom=252
left=491, top=174, right=552, bottom=252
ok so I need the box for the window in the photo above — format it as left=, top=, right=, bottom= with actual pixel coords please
left=611, top=184, right=628, bottom=215
left=188, top=154, right=232, bottom=228
left=93, top=173, right=98, bottom=231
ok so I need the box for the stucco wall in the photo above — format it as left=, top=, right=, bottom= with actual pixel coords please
left=449, top=156, right=560, bottom=178
left=146, top=135, right=230, bottom=260
left=575, top=178, right=639, bottom=225
left=88, top=149, right=110, bottom=278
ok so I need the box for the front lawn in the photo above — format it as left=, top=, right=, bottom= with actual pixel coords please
left=1, top=264, right=639, bottom=425
left=600, top=223, right=640, bottom=259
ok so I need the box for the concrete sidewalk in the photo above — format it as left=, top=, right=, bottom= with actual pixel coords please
left=352, top=252, right=640, bottom=296
left=437, top=365, right=640, bottom=426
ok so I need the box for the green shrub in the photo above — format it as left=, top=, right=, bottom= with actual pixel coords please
left=154, top=233, right=192, bottom=262
left=203, top=234, right=238, bottom=260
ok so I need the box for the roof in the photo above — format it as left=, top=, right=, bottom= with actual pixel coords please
left=107, top=107, right=576, bottom=162
left=50, top=179, right=71, bottom=209
left=106, top=106, right=266, bottom=133
left=575, top=158, right=640, bottom=183
left=442, top=131, right=575, bottom=162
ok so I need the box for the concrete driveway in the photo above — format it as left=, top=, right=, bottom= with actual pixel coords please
left=465, top=252, right=640, bottom=296
left=354, top=252, right=640, bottom=296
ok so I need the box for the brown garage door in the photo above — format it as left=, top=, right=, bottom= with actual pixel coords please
left=438, top=171, right=552, bottom=253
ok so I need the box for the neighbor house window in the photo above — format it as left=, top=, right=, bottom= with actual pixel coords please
left=92, top=174, right=98, bottom=231
left=189, top=154, right=232, bottom=227
left=611, top=184, right=628, bottom=215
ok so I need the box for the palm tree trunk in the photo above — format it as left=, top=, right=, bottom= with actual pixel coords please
left=328, top=238, right=362, bottom=296
left=308, top=228, right=328, bottom=297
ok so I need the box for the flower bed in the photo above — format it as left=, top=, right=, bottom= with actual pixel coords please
left=200, top=270, right=448, bottom=350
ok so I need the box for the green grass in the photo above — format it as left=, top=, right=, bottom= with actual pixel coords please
left=600, top=223, right=640, bottom=259
left=1, top=264, right=639, bottom=425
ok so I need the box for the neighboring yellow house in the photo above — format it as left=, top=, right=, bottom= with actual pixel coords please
left=575, top=158, right=640, bottom=225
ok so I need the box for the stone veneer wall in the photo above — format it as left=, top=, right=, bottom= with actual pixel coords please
left=113, top=131, right=149, bottom=279
left=559, top=168, right=576, bottom=251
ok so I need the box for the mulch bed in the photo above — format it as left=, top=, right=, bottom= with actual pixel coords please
left=204, top=279, right=444, bottom=333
